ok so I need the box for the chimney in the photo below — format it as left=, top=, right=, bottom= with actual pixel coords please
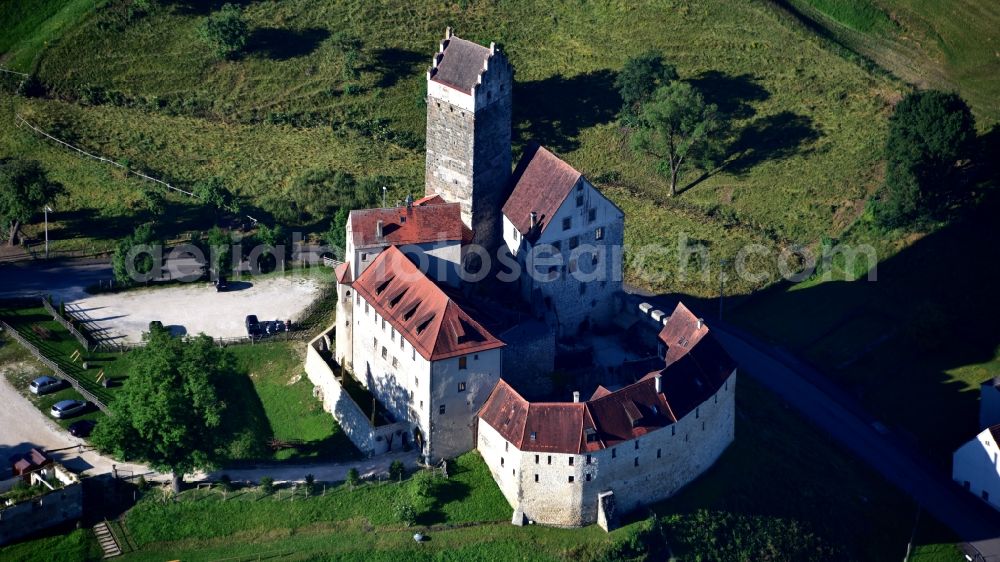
left=529, top=211, right=538, bottom=229
left=654, top=374, right=662, bottom=393
left=405, top=193, right=413, bottom=210
left=696, top=318, right=703, bottom=329
left=572, top=391, right=580, bottom=403
left=445, top=26, right=453, bottom=39
left=376, top=220, right=383, bottom=239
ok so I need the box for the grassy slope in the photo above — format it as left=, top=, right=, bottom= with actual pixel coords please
left=789, top=0, right=1000, bottom=127
left=0, top=0, right=96, bottom=71
left=2, top=0, right=898, bottom=297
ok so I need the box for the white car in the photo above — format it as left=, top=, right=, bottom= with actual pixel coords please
left=50, top=400, right=88, bottom=419
left=29, top=376, right=63, bottom=395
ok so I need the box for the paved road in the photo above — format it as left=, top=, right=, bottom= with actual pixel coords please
left=0, top=258, right=113, bottom=300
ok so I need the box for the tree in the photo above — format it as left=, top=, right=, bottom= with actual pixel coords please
left=252, top=223, right=287, bottom=273
left=346, top=468, right=360, bottom=488
left=0, top=158, right=62, bottom=246
left=876, top=90, right=977, bottom=227
left=91, top=329, right=233, bottom=493
left=614, top=50, right=678, bottom=123
left=206, top=226, right=233, bottom=277
left=388, top=460, right=405, bottom=481
left=631, top=82, right=723, bottom=197
left=325, top=207, right=348, bottom=259
left=198, top=3, right=249, bottom=60
left=111, top=223, right=160, bottom=285
left=193, top=177, right=239, bottom=214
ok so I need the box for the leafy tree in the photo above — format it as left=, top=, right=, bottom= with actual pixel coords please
left=91, top=329, right=234, bottom=493
left=193, top=177, right=239, bottom=214
left=614, top=50, right=678, bottom=122
left=252, top=223, right=287, bottom=273
left=388, top=460, right=405, bottom=481
left=111, top=223, right=160, bottom=285
left=325, top=207, right=349, bottom=259
left=632, top=82, right=723, bottom=197
left=346, top=468, right=360, bottom=488
left=394, top=501, right=416, bottom=527
left=0, top=158, right=62, bottom=246
left=876, top=90, right=977, bottom=228
left=198, top=3, right=249, bottom=60
left=206, top=226, right=233, bottom=277
left=259, top=476, right=275, bottom=494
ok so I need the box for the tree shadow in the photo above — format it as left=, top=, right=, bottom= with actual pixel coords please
left=514, top=69, right=619, bottom=153
left=726, top=111, right=822, bottom=174
left=415, top=477, right=472, bottom=525
left=688, top=71, right=770, bottom=120
left=160, top=0, right=254, bottom=16
left=246, top=27, right=331, bottom=61
left=367, top=47, right=424, bottom=88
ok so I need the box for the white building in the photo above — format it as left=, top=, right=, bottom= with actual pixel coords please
left=348, top=245, right=505, bottom=461
left=953, top=425, right=1000, bottom=512
left=501, top=144, right=625, bottom=336
left=477, top=303, right=737, bottom=529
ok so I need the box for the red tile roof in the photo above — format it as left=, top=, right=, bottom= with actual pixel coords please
left=480, top=304, right=737, bottom=454
left=430, top=35, right=492, bottom=93
left=658, top=302, right=710, bottom=367
left=502, top=143, right=583, bottom=240
left=335, top=262, right=352, bottom=285
left=349, top=203, right=465, bottom=249
left=413, top=194, right=447, bottom=206
left=351, top=246, right=505, bottom=361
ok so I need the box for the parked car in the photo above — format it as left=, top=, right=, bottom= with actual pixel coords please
left=246, top=315, right=261, bottom=336
left=68, top=419, right=96, bottom=438
left=29, top=375, right=63, bottom=395
left=215, top=275, right=228, bottom=292
left=50, top=400, right=88, bottom=419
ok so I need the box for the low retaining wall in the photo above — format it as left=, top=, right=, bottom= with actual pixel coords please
left=305, top=327, right=410, bottom=457
left=0, top=466, right=83, bottom=546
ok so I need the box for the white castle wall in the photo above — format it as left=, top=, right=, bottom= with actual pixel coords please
left=478, top=371, right=737, bottom=527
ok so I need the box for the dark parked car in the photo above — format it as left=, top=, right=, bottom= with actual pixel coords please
left=51, top=400, right=88, bottom=419
left=68, top=419, right=96, bottom=438
left=215, top=275, right=228, bottom=292
left=246, top=315, right=261, bottom=336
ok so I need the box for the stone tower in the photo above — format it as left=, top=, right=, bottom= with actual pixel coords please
left=425, top=28, right=513, bottom=251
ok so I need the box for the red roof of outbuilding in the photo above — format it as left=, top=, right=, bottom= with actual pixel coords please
left=349, top=203, right=465, bottom=249
left=479, top=304, right=737, bottom=454
left=351, top=246, right=505, bottom=361
left=658, top=302, right=710, bottom=367
left=413, top=194, right=447, bottom=206
left=502, top=144, right=583, bottom=241
left=430, top=35, right=492, bottom=93
left=334, top=262, right=352, bottom=285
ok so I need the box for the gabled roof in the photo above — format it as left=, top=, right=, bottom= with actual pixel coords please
left=429, top=32, right=493, bottom=93
left=349, top=203, right=465, bottom=249
left=335, top=262, right=352, bottom=285
left=351, top=246, right=505, bottom=361
left=658, top=302, right=710, bottom=367
left=503, top=143, right=583, bottom=241
left=413, top=194, right=447, bottom=206
left=479, top=304, right=737, bottom=454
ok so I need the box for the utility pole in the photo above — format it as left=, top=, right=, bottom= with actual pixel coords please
left=44, top=205, right=53, bottom=259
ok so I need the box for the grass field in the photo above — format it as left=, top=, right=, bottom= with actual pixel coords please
left=788, top=0, right=1000, bottom=126
left=1, top=0, right=906, bottom=298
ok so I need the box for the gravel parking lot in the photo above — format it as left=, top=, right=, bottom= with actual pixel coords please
left=68, top=275, right=324, bottom=343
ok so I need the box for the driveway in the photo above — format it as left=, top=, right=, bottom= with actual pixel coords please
left=0, top=362, right=151, bottom=480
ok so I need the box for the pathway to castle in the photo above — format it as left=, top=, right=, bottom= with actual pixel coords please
left=626, top=286, right=1000, bottom=559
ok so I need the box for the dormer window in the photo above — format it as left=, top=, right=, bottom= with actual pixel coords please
left=530, top=432, right=537, bottom=441
left=585, top=428, right=597, bottom=443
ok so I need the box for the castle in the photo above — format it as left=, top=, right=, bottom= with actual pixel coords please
left=322, top=28, right=736, bottom=530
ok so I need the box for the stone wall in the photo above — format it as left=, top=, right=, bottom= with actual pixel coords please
left=477, top=371, right=737, bottom=528
left=0, top=467, right=83, bottom=546
left=306, top=329, right=410, bottom=457
left=428, top=349, right=503, bottom=461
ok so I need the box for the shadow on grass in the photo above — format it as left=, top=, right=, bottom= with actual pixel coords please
left=415, top=478, right=473, bottom=526
left=160, top=0, right=255, bottom=16
left=514, top=69, right=619, bottom=153
left=247, top=27, right=331, bottom=61
left=689, top=71, right=770, bottom=120
left=368, top=47, right=424, bottom=88
left=726, top=111, right=822, bottom=174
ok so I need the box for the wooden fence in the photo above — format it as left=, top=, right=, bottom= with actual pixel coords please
left=40, top=298, right=94, bottom=352
left=0, top=319, right=108, bottom=412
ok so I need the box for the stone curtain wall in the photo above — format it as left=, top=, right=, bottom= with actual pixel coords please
left=305, top=330, right=409, bottom=457
left=478, top=371, right=737, bottom=528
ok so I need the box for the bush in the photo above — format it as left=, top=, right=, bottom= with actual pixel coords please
left=136, top=476, right=150, bottom=491
left=198, top=3, right=249, bottom=60
left=304, top=474, right=315, bottom=495
left=218, top=474, right=233, bottom=492
left=388, top=460, right=405, bottom=481
left=259, top=476, right=274, bottom=494
left=346, top=468, right=360, bottom=488
left=394, top=501, right=416, bottom=527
